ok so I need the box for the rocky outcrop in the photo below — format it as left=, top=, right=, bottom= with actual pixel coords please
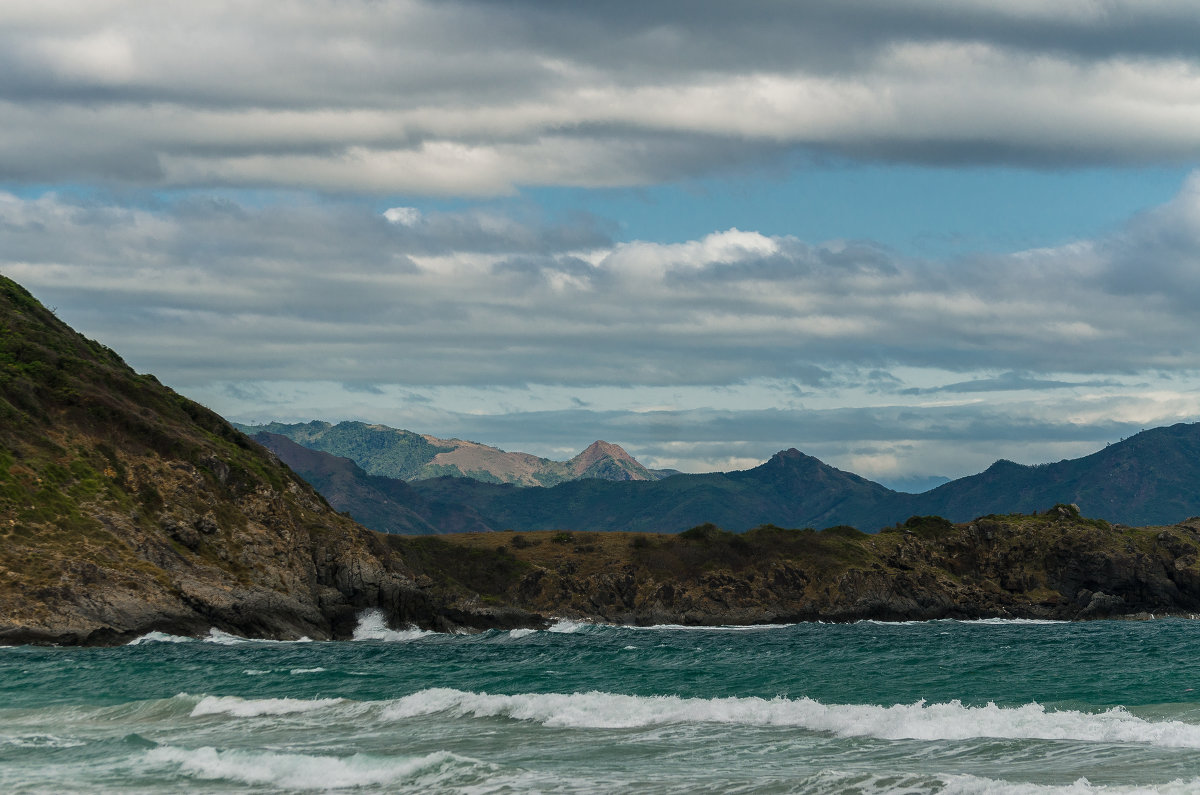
left=421, top=514, right=1200, bottom=625
left=0, top=275, right=544, bottom=645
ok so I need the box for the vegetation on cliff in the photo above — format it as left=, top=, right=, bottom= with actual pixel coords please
left=417, top=508, right=1200, bottom=624
left=0, top=276, right=536, bottom=644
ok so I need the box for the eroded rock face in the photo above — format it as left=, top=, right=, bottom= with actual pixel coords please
left=0, top=276, right=543, bottom=645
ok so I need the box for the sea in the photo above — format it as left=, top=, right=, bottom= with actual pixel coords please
left=3, top=613, right=1200, bottom=794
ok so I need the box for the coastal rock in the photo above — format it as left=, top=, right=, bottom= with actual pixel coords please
left=416, top=519, right=1200, bottom=626
left=0, top=275, right=543, bottom=645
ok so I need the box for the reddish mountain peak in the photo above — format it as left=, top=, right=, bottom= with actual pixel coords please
left=570, top=440, right=640, bottom=474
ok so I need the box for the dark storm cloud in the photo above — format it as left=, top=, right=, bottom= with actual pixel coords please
left=899, top=372, right=1121, bottom=395
left=441, top=404, right=1142, bottom=448
left=464, top=0, right=1200, bottom=78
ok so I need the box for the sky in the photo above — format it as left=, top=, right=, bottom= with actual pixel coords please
left=3, top=0, right=1200, bottom=491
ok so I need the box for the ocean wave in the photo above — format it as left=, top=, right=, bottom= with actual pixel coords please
left=145, top=746, right=491, bottom=790
left=792, top=771, right=1200, bottom=795
left=126, top=631, right=198, bottom=645
left=351, top=609, right=435, bottom=641
left=623, top=622, right=795, bottom=632
left=507, top=627, right=538, bottom=638
left=379, top=688, right=1200, bottom=746
left=855, top=618, right=1068, bottom=627
left=202, top=628, right=313, bottom=644
left=0, top=733, right=85, bottom=749
left=547, top=618, right=597, bottom=633
left=190, top=695, right=345, bottom=718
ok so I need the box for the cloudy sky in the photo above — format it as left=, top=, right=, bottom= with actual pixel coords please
left=4, top=0, right=1200, bottom=489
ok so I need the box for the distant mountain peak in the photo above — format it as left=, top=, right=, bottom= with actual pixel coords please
left=764, top=448, right=823, bottom=469
left=235, top=421, right=669, bottom=486
left=568, top=440, right=658, bottom=481
left=571, top=440, right=636, bottom=470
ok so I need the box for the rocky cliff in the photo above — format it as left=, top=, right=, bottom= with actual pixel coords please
left=0, top=276, right=539, bottom=644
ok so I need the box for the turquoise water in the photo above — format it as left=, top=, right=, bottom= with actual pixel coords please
left=3, top=615, right=1200, bottom=793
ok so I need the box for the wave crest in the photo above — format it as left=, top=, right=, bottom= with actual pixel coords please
left=145, top=746, right=489, bottom=790
left=352, top=610, right=435, bottom=641
left=381, top=688, right=1200, bottom=746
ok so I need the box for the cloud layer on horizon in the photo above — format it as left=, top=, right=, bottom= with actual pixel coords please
left=2, top=1, right=1200, bottom=193
left=5, top=172, right=1200, bottom=480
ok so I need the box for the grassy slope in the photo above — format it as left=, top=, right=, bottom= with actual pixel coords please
left=0, top=276, right=416, bottom=642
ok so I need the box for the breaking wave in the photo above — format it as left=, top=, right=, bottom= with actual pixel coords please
left=145, top=746, right=491, bottom=790
left=351, top=610, right=435, bottom=641
left=378, top=688, right=1200, bottom=746
left=190, top=695, right=346, bottom=718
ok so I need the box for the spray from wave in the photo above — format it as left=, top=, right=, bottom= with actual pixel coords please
left=351, top=610, right=435, bottom=641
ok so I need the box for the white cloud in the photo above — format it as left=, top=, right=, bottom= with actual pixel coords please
left=383, top=207, right=421, bottom=226
left=1, top=2, right=1200, bottom=192
left=5, top=172, right=1200, bottom=387
left=0, top=165, right=1199, bottom=481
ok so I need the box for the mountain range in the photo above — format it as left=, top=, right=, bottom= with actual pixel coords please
left=7, top=268, right=1200, bottom=644
left=234, top=420, right=672, bottom=486
left=257, top=423, right=1200, bottom=534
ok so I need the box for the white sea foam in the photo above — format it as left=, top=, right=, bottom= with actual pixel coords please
left=379, top=688, right=1200, bottom=747
left=625, top=622, right=794, bottom=632
left=547, top=618, right=592, bottom=633
left=856, top=618, right=1067, bottom=627
left=351, top=609, right=435, bottom=641
left=797, top=771, right=1200, bottom=795
left=199, top=628, right=313, bottom=644
left=190, top=695, right=344, bottom=718
left=290, top=667, right=326, bottom=675
left=126, top=631, right=197, bottom=645
left=205, top=629, right=251, bottom=645
left=507, top=628, right=538, bottom=638
left=145, top=746, right=487, bottom=790
left=938, top=774, right=1200, bottom=794
left=0, top=733, right=85, bottom=749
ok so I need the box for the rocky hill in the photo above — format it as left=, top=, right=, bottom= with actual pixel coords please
left=407, top=507, right=1200, bottom=623
left=0, top=276, right=537, bottom=644
left=905, top=423, right=1200, bottom=526
left=235, top=420, right=668, bottom=486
